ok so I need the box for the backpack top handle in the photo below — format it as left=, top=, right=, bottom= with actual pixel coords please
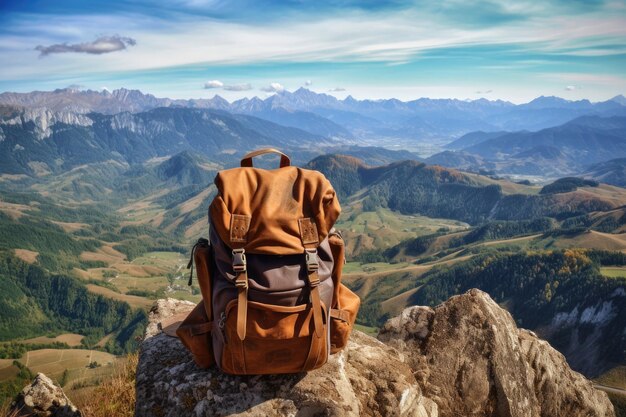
left=240, top=148, right=291, bottom=168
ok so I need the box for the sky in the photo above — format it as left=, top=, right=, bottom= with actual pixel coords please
left=1, top=0, right=625, bottom=103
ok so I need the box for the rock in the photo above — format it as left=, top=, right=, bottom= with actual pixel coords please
left=378, top=288, right=615, bottom=417
left=135, top=298, right=437, bottom=417
left=10, top=373, right=81, bottom=417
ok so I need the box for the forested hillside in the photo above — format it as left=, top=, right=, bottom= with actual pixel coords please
left=0, top=254, right=146, bottom=354
left=309, top=154, right=626, bottom=224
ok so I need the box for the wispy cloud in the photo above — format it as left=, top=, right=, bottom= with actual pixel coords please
left=564, top=85, right=576, bottom=91
left=35, top=35, right=136, bottom=57
left=328, top=87, right=346, bottom=92
left=260, top=82, right=284, bottom=92
left=475, top=89, right=493, bottom=94
left=304, top=80, right=312, bottom=86
left=1, top=0, right=625, bottom=101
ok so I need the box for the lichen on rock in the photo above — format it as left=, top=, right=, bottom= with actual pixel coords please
left=10, top=373, right=81, bottom=417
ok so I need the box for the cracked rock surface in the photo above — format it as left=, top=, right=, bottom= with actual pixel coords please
left=135, top=298, right=436, bottom=417
left=134, top=290, right=615, bottom=417
left=378, top=289, right=615, bottom=417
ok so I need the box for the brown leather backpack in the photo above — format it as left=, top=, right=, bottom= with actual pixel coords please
left=176, top=148, right=360, bottom=375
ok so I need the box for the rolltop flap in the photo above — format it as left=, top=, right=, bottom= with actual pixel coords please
left=209, top=165, right=341, bottom=255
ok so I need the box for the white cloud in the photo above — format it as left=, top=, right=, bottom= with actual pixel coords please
left=35, top=35, right=136, bottom=57
left=4, top=10, right=626, bottom=79
left=304, top=80, right=312, bottom=86
left=204, top=80, right=223, bottom=88
left=260, top=82, right=285, bottom=92
left=223, top=83, right=252, bottom=91
left=475, top=89, right=493, bottom=94
left=329, top=87, right=346, bottom=92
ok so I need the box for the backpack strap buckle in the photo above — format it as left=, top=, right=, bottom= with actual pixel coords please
left=305, top=248, right=319, bottom=273
left=304, top=248, right=323, bottom=339
left=232, top=248, right=247, bottom=273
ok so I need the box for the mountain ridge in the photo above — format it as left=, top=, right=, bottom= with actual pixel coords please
left=2, top=88, right=624, bottom=142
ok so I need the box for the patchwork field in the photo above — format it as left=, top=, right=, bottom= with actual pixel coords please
left=337, top=206, right=469, bottom=256
left=75, top=250, right=191, bottom=309
left=18, top=349, right=120, bottom=388
left=22, top=333, right=84, bottom=347
left=0, top=348, right=121, bottom=391
left=601, top=267, right=626, bottom=278
left=85, top=285, right=153, bottom=309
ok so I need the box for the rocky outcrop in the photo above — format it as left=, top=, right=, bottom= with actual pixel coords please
left=12, top=290, right=613, bottom=417
left=135, top=292, right=614, bottom=417
left=135, top=298, right=437, bottom=417
left=9, top=373, right=81, bottom=417
left=378, top=288, right=615, bottom=417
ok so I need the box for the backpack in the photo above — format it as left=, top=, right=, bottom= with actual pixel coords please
left=175, top=148, right=360, bottom=375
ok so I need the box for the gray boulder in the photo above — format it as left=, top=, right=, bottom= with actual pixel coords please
left=10, top=373, right=81, bottom=417
left=135, top=298, right=437, bottom=416
left=378, top=288, right=615, bottom=417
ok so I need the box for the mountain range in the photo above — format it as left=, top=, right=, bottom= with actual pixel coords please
left=2, top=87, right=625, bottom=145
left=431, top=116, right=626, bottom=177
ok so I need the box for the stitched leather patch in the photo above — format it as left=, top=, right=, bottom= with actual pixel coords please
left=298, top=218, right=319, bottom=245
left=230, top=214, right=251, bottom=243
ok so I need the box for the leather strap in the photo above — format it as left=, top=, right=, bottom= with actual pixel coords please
left=235, top=271, right=248, bottom=340
left=330, top=309, right=350, bottom=323
left=232, top=248, right=249, bottom=341
left=240, top=148, right=290, bottom=168
left=306, top=249, right=324, bottom=339
left=302, top=326, right=323, bottom=370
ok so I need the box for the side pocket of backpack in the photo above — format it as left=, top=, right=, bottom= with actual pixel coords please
left=329, top=284, right=360, bottom=354
left=177, top=240, right=215, bottom=368
left=176, top=300, right=215, bottom=368
left=328, top=231, right=360, bottom=354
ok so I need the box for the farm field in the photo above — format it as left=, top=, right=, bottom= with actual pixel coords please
left=18, top=349, right=120, bottom=388
left=21, top=333, right=84, bottom=347
left=601, top=267, right=626, bottom=278
left=0, top=359, right=18, bottom=381
left=77, top=251, right=190, bottom=309
left=336, top=206, right=469, bottom=256
left=0, top=348, right=120, bottom=391
left=85, top=284, right=153, bottom=309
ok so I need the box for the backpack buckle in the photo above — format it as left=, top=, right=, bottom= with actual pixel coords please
left=305, top=249, right=319, bottom=272
left=232, top=248, right=247, bottom=273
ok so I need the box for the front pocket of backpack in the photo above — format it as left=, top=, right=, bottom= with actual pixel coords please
left=220, top=300, right=328, bottom=375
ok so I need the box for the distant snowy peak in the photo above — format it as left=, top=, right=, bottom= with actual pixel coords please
left=0, top=88, right=623, bottom=116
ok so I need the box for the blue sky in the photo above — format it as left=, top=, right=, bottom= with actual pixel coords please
left=1, top=0, right=625, bottom=103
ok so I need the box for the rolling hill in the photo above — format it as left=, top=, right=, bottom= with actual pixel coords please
left=582, top=158, right=626, bottom=187
left=460, top=116, right=626, bottom=175
left=308, top=154, right=626, bottom=224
